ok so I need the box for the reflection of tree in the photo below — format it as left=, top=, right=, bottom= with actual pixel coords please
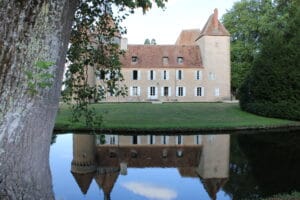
left=51, top=134, right=57, bottom=145
left=223, top=135, right=261, bottom=200
left=224, top=132, right=300, bottom=199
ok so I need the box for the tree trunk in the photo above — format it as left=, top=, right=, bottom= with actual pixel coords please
left=0, top=0, right=78, bottom=199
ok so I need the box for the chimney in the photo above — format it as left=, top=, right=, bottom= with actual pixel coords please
left=213, top=8, right=218, bottom=29
left=120, top=38, right=128, bottom=50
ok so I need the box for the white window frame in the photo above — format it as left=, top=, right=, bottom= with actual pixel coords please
left=194, top=135, right=202, bottom=145
left=176, top=70, right=183, bottom=80
left=148, top=70, right=156, bottom=80
left=195, top=70, right=202, bottom=80
left=176, top=86, right=186, bottom=97
left=161, top=70, right=169, bottom=80
left=214, top=88, right=220, bottom=97
left=148, top=135, right=156, bottom=144
left=148, top=86, right=158, bottom=99
left=161, top=86, right=171, bottom=97
left=195, top=87, right=204, bottom=97
left=130, top=86, right=141, bottom=96
left=209, top=72, right=216, bottom=80
left=161, top=135, right=169, bottom=144
left=176, top=135, right=184, bottom=145
left=132, top=135, right=141, bottom=144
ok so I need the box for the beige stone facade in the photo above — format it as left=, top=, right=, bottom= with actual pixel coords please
left=89, top=9, right=230, bottom=102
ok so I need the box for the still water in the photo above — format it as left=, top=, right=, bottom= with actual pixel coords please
left=50, top=132, right=300, bottom=200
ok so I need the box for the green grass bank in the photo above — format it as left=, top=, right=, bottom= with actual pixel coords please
left=54, top=102, right=300, bottom=133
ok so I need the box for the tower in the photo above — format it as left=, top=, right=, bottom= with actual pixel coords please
left=196, top=8, right=231, bottom=101
left=71, top=134, right=97, bottom=194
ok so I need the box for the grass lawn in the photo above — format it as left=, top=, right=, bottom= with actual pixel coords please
left=55, top=102, right=300, bottom=131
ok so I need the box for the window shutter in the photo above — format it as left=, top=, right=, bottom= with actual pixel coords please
left=176, top=70, right=178, bottom=80
left=194, top=87, right=197, bottom=96
left=153, top=71, right=156, bottom=80
left=199, top=71, right=202, bottom=80
left=155, top=87, right=158, bottom=97
left=138, top=70, right=141, bottom=80
left=181, top=71, right=184, bottom=80
left=161, top=71, right=164, bottom=80
left=138, top=87, right=141, bottom=96
left=147, top=87, right=150, bottom=98
left=183, top=87, right=186, bottom=96
left=161, top=87, right=164, bottom=96
left=176, top=86, right=179, bottom=96
left=202, top=87, right=205, bottom=96
left=147, top=70, right=150, bottom=80
left=166, top=70, right=169, bottom=80
left=168, top=87, right=171, bottom=96
left=130, top=87, right=133, bottom=96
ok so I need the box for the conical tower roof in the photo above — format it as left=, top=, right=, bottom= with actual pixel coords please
left=71, top=172, right=95, bottom=194
left=197, top=8, right=230, bottom=40
left=201, top=178, right=228, bottom=200
left=95, top=168, right=120, bottom=197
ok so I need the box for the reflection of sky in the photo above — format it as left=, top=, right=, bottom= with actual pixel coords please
left=50, top=134, right=232, bottom=200
left=121, top=181, right=177, bottom=200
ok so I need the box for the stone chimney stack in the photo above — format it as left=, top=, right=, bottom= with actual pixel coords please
left=213, top=8, right=219, bottom=29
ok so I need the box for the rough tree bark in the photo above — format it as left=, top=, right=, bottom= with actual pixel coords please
left=0, top=0, right=78, bottom=199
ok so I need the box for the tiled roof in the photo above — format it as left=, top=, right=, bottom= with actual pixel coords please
left=197, top=9, right=230, bottom=40
left=120, top=45, right=203, bottom=68
left=71, top=172, right=94, bottom=194
left=175, top=29, right=201, bottom=45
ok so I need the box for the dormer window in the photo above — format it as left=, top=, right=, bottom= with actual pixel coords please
left=131, top=56, right=138, bottom=63
left=177, top=57, right=183, bottom=64
left=163, top=57, right=169, bottom=65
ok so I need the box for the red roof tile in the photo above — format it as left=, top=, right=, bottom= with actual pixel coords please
left=175, top=29, right=201, bottom=45
left=121, top=45, right=203, bottom=68
left=197, top=9, right=230, bottom=39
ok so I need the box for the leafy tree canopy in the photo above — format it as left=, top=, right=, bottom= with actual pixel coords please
left=238, top=0, right=300, bottom=120
left=63, top=0, right=167, bottom=128
left=222, top=0, right=277, bottom=93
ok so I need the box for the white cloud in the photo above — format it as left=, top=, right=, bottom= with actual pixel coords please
left=121, top=181, right=177, bottom=200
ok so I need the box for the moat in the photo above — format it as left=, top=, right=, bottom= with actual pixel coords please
left=50, top=131, right=300, bottom=200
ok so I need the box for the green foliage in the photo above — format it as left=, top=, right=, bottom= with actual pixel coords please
left=26, top=60, right=54, bottom=95
left=222, top=0, right=277, bottom=94
left=239, top=0, right=300, bottom=120
left=62, top=0, right=167, bottom=128
left=144, top=38, right=150, bottom=44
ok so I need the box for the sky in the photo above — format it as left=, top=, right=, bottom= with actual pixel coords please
left=121, top=0, right=238, bottom=44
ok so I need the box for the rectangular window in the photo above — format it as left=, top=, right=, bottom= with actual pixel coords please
left=132, top=56, right=138, bottom=63
left=164, top=87, right=169, bottom=96
left=161, top=70, right=169, bottom=80
left=150, top=70, right=154, bottom=80
left=148, top=135, right=155, bottom=144
left=177, top=87, right=184, bottom=96
left=194, top=135, right=202, bottom=145
left=209, top=72, right=216, bottom=80
left=163, top=57, right=169, bottom=65
left=132, top=70, right=138, bottom=80
left=150, top=86, right=156, bottom=96
left=132, top=135, right=140, bottom=144
left=176, top=135, right=183, bottom=145
left=214, top=88, right=220, bottom=96
left=196, top=87, right=203, bottom=96
left=196, top=70, right=202, bottom=80
left=161, top=135, right=169, bottom=144
left=177, top=57, right=183, bottom=64
left=133, top=86, right=138, bottom=96
left=176, top=70, right=183, bottom=80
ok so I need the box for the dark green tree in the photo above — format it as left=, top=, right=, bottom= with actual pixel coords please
left=239, top=0, right=300, bottom=120
left=222, top=0, right=275, bottom=95
left=144, top=38, right=150, bottom=44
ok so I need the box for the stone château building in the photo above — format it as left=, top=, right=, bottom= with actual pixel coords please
left=86, top=8, right=230, bottom=102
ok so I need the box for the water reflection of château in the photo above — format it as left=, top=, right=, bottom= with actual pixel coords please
left=71, top=134, right=230, bottom=200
